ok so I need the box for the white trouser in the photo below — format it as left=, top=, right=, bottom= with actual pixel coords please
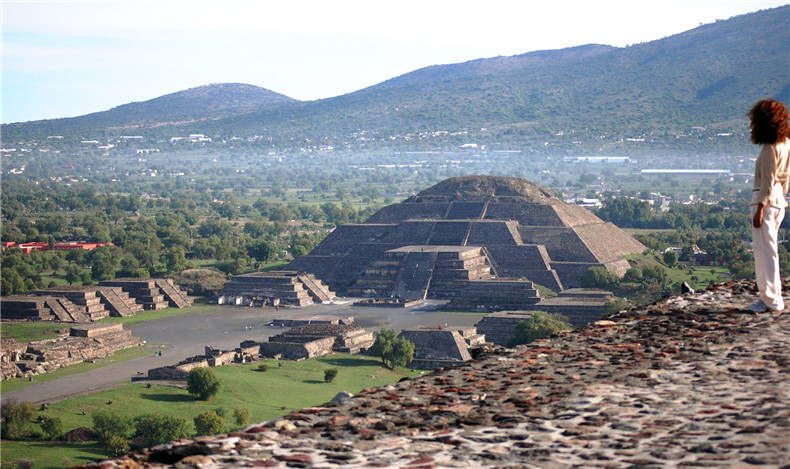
left=752, top=204, right=785, bottom=310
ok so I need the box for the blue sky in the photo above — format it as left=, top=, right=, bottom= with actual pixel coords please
left=2, top=0, right=788, bottom=124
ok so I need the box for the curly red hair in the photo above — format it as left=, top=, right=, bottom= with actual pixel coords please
left=748, top=99, right=790, bottom=145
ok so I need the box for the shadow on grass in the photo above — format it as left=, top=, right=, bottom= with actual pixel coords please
left=317, top=357, right=382, bottom=368
left=302, top=379, right=324, bottom=384
left=140, top=393, right=194, bottom=403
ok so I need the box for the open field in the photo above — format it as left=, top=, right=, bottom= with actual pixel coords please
left=1, top=353, right=419, bottom=468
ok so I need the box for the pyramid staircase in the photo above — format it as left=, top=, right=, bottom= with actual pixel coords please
left=217, top=271, right=330, bottom=306
left=43, top=297, right=88, bottom=322
left=96, top=287, right=144, bottom=317
left=347, top=246, right=495, bottom=299
left=154, top=279, right=193, bottom=308
left=99, top=279, right=169, bottom=310
left=31, top=288, right=110, bottom=320
left=296, top=273, right=336, bottom=303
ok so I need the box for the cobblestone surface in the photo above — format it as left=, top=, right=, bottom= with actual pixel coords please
left=85, top=280, right=790, bottom=468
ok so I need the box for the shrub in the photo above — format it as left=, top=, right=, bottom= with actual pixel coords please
left=603, top=297, right=630, bottom=316
left=194, top=410, right=224, bottom=436
left=91, top=410, right=132, bottom=443
left=257, top=363, right=268, bottom=372
left=133, top=413, right=191, bottom=447
left=507, top=312, right=574, bottom=347
left=40, top=415, right=64, bottom=440
left=1, top=401, right=36, bottom=439
left=233, top=407, right=251, bottom=427
left=623, top=266, right=643, bottom=282
left=663, top=250, right=679, bottom=268
left=642, top=265, right=670, bottom=286
left=187, top=367, right=222, bottom=400
left=324, top=368, right=338, bottom=383
left=579, top=267, right=619, bottom=288
left=106, top=435, right=130, bottom=457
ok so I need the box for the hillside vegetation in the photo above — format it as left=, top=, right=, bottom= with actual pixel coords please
left=3, top=6, right=788, bottom=154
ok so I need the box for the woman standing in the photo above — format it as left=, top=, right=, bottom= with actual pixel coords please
left=749, top=98, right=790, bottom=312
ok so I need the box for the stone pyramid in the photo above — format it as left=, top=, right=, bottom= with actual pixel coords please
left=289, top=176, right=645, bottom=295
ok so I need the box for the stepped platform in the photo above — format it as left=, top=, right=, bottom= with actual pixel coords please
left=100, top=278, right=192, bottom=310
left=399, top=326, right=485, bottom=370
left=0, top=296, right=58, bottom=321
left=474, top=310, right=535, bottom=346
left=30, top=287, right=111, bottom=320
left=217, top=271, right=335, bottom=307
left=287, top=176, right=646, bottom=294
left=1, top=323, right=141, bottom=380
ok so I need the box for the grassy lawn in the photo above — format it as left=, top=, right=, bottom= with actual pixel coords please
left=1, top=322, right=72, bottom=342
left=1, top=354, right=419, bottom=468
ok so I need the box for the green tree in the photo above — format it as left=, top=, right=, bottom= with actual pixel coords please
left=642, top=265, right=670, bottom=286
left=193, top=410, right=224, bottom=436
left=1, top=267, right=26, bottom=295
left=187, top=367, right=222, bottom=400
left=40, top=415, right=64, bottom=440
left=324, top=368, right=338, bottom=383
left=106, top=435, right=130, bottom=457
left=233, top=407, right=251, bottom=428
left=663, top=250, right=679, bottom=268
left=0, top=401, right=35, bottom=439
left=507, top=312, right=574, bottom=347
left=163, top=245, right=191, bottom=273
left=247, top=240, right=277, bottom=263
left=623, top=266, right=643, bottom=282
left=579, top=267, right=619, bottom=288
left=369, top=329, right=415, bottom=369
left=91, top=410, right=132, bottom=443
left=64, top=264, right=83, bottom=285
left=133, top=414, right=191, bottom=447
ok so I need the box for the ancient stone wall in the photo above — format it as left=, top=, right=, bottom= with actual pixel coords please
left=1, top=325, right=141, bottom=380
left=259, top=337, right=335, bottom=360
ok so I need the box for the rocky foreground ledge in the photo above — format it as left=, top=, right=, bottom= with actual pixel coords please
left=87, top=280, right=790, bottom=468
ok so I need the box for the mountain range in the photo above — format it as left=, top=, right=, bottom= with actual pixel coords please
left=3, top=6, right=789, bottom=151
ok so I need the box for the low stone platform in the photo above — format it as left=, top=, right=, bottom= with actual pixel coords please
left=90, top=279, right=790, bottom=468
left=1, top=324, right=141, bottom=380
left=217, top=271, right=336, bottom=307
left=352, top=298, right=424, bottom=307
left=271, top=315, right=353, bottom=327
left=257, top=323, right=376, bottom=359
left=399, top=327, right=485, bottom=370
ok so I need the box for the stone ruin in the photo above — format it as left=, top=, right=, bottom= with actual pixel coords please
left=398, top=326, right=486, bottom=370
left=143, top=344, right=260, bottom=381
left=474, top=288, right=615, bottom=345
left=216, top=271, right=335, bottom=307
left=254, top=323, right=376, bottom=360
left=100, top=278, right=193, bottom=310
left=1, top=323, right=141, bottom=380
left=289, top=176, right=645, bottom=310
left=143, top=322, right=375, bottom=381
left=0, top=279, right=192, bottom=323
left=270, top=315, right=354, bottom=327
left=95, top=279, right=790, bottom=468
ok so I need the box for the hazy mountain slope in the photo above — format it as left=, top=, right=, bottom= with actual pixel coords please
left=3, top=6, right=788, bottom=144
left=2, top=83, right=296, bottom=137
